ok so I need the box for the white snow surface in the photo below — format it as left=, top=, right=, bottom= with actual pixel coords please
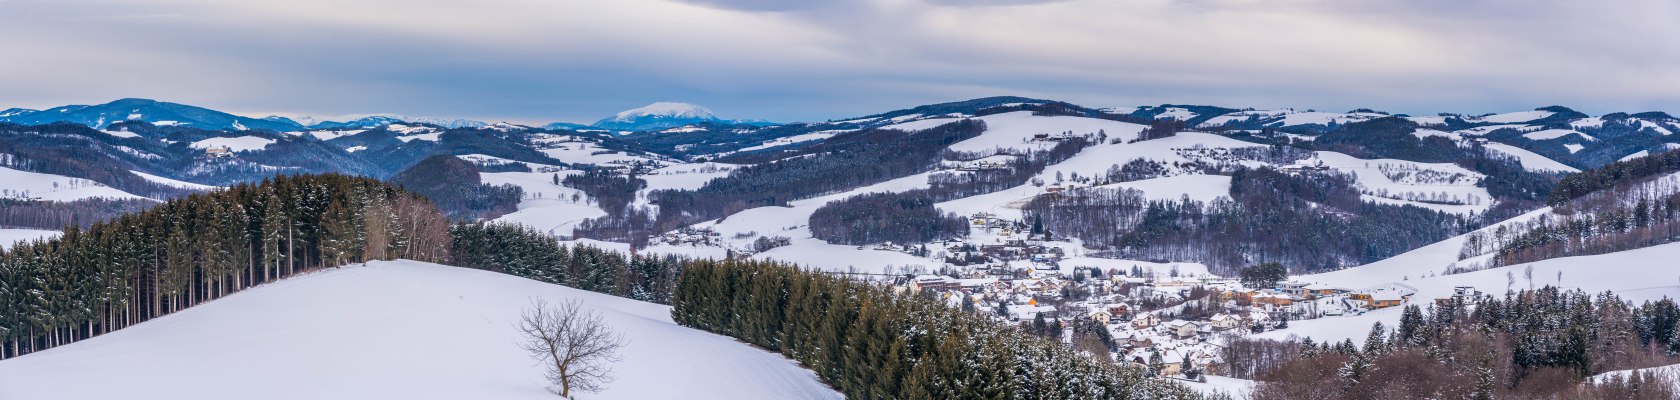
left=1102, top=175, right=1232, bottom=203
left=1473, top=110, right=1554, bottom=124
left=1180, top=375, right=1257, bottom=398
left=188, top=136, right=276, bottom=152
left=0, top=228, right=59, bottom=250
left=1264, top=241, right=1680, bottom=344
left=0, top=166, right=146, bottom=201
left=1623, top=150, right=1651, bottom=162
left=0, top=260, right=841, bottom=400
left=130, top=170, right=218, bottom=190
left=1523, top=129, right=1593, bottom=141
left=608, top=102, right=716, bottom=122
left=1483, top=143, right=1579, bottom=172
left=1592, top=363, right=1680, bottom=391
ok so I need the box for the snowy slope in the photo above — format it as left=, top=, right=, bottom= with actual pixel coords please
left=1592, top=362, right=1680, bottom=391
left=131, top=170, right=219, bottom=190
left=1482, top=143, right=1579, bottom=173
left=0, top=261, right=840, bottom=400
left=189, top=136, right=276, bottom=152
left=1102, top=174, right=1232, bottom=203
left=1263, top=242, right=1680, bottom=344
left=0, top=166, right=146, bottom=201
left=0, top=228, right=60, bottom=250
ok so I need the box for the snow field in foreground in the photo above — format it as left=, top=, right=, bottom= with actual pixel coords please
left=0, top=260, right=841, bottom=400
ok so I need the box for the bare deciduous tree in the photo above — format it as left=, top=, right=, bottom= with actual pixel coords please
left=518, top=298, right=628, bottom=398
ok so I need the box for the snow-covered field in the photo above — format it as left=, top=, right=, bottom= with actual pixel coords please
left=1483, top=143, right=1579, bottom=173
left=131, top=170, right=218, bottom=190
left=0, top=166, right=146, bottom=201
left=189, top=136, right=275, bottom=152
left=1267, top=238, right=1680, bottom=344
left=1102, top=174, right=1232, bottom=203
left=1592, top=362, right=1680, bottom=391
left=0, top=228, right=60, bottom=250
left=0, top=260, right=841, bottom=400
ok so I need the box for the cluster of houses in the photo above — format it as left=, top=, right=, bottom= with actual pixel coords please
left=204, top=145, right=235, bottom=158
left=651, top=227, right=723, bottom=248
left=895, top=256, right=1440, bottom=379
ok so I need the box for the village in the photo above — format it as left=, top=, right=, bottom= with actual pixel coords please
left=643, top=205, right=1500, bottom=384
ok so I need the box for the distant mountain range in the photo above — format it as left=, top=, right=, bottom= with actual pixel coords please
left=0, top=98, right=774, bottom=133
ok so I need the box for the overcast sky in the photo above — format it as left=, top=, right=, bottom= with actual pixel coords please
left=1, top=0, right=1676, bottom=124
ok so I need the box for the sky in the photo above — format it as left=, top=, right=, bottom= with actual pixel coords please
left=0, top=0, right=1676, bottom=125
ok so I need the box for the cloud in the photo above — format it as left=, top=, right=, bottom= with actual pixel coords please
left=0, top=0, right=1673, bottom=123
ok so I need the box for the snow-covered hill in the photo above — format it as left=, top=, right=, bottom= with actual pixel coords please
left=593, top=102, right=725, bottom=131
left=0, top=260, right=840, bottom=400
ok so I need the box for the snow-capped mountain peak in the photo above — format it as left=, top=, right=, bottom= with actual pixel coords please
left=609, top=102, right=716, bottom=122
left=592, top=102, right=727, bottom=132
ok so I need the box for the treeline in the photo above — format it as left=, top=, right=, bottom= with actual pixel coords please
left=809, top=192, right=968, bottom=245
left=389, top=155, right=523, bottom=220
left=1247, top=287, right=1679, bottom=399
left=0, top=174, right=452, bottom=359
left=0, top=198, right=158, bottom=230
left=0, top=124, right=196, bottom=199
left=1300, top=117, right=1557, bottom=220
left=1025, top=167, right=1466, bottom=273
left=646, top=120, right=987, bottom=232
left=669, top=259, right=1215, bottom=400
left=1480, top=165, right=1680, bottom=267
left=1549, top=148, right=1680, bottom=205
left=449, top=223, right=681, bottom=303
left=806, top=138, right=1091, bottom=246
left=562, top=169, right=646, bottom=215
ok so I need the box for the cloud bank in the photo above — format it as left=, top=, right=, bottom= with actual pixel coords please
left=0, top=0, right=1674, bottom=123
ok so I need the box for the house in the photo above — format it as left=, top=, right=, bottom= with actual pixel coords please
left=1209, top=314, right=1242, bottom=331
left=909, top=275, right=958, bottom=292
left=1253, top=293, right=1296, bottom=307
left=1087, top=309, right=1113, bottom=325
left=1277, top=281, right=1315, bottom=297
left=1007, top=304, right=1058, bottom=321
left=1368, top=291, right=1405, bottom=309
left=1167, top=320, right=1198, bottom=339
left=205, top=146, right=234, bottom=158
left=1132, top=313, right=1160, bottom=329
left=1304, top=283, right=1343, bottom=298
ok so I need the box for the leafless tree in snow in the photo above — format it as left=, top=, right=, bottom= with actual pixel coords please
left=518, top=298, right=627, bottom=398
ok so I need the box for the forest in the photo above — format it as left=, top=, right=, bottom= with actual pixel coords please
left=1232, top=287, right=1679, bottom=399
left=0, top=174, right=453, bottom=359
left=0, top=198, right=158, bottom=230
left=669, top=257, right=1218, bottom=400
left=1468, top=154, right=1680, bottom=267
left=808, top=192, right=968, bottom=245
left=388, top=155, right=523, bottom=220
left=1024, top=167, right=1467, bottom=274
left=561, top=169, right=646, bottom=215
left=645, top=120, right=986, bottom=233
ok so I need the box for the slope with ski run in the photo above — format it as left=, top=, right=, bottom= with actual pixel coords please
left=0, top=260, right=840, bottom=400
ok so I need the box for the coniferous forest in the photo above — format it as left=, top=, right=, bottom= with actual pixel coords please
left=1241, top=287, right=1680, bottom=400
left=0, top=174, right=453, bottom=359
left=669, top=258, right=1220, bottom=400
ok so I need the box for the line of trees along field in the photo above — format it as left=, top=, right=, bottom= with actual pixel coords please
left=1234, top=287, right=1680, bottom=399
left=1459, top=148, right=1680, bottom=267
left=1024, top=167, right=1467, bottom=274
left=669, top=259, right=1220, bottom=400
left=0, top=174, right=453, bottom=359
